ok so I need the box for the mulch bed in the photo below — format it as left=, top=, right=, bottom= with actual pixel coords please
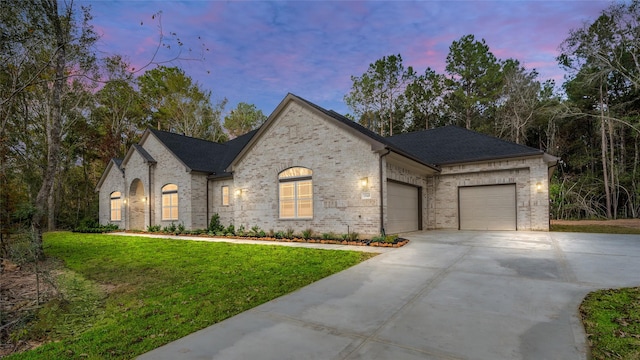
left=122, top=231, right=410, bottom=248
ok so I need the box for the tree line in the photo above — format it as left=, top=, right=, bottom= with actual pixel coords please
left=345, top=1, right=640, bottom=221
left=0, top=1, right=266, bottom=255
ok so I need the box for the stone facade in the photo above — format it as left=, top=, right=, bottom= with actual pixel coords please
left=429, top=156, right=550, bottom=230
left=97, top=161, right=125, bottom=228
left=97, top=95, right=554, bottom=234
left=231, top=102, right=382, bottom=237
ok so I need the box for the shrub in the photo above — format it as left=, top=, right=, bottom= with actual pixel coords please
left=225, top=224, right=235, bottom=236
left=250, top=225, right=261, bottom=236
left=321, top=233, right=332, bottom=240
left=258, top=230, right=266, bottom=238
left=370, top=235, right=385, bottom=243
left=236, top=225, right=246, bottom=236
left=285, top=228, right=295, bottom=239
left=384, top=234, right=399, bottom=243
left=341, top=233, right=349, bottom=240
left=73, top=223, right=119, bottom=233
left=275, top=231, right=284, bottom=239
left=208, top=213, right=224, bottom=233
left=176, top=223, right=186, bottom=234
left=349, top=232, right=359, bottom=241
left=147, top=225, right=161, bottom=232
left=163, top=222, right=177, bottom=234
left=302, top=228, right=313, bottom=240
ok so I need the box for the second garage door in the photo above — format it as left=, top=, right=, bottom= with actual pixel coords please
left=459, top=184, right=516, bottom=230
left=387, top=181, right=420, bottom=234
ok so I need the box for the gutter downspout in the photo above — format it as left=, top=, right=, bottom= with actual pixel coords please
left=379, top=149, right=391, bottom=236
left=206, top=175, right=211, bottom=226
left=148, top=163, right=153, bottom=230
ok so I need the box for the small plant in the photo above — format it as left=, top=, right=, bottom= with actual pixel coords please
left=225, top=224, right=235, bottom=236
left=370, top=235, right=385, bottom=243
left=341, top=233, right=349, bottom=240
left=258, top=230, right=266, bottom=238
left=215, top=231, right=226, bottom=236
left=285, top=227, right=295, bottom=239
left=147, top=225, right=161, bottom=232
left=275, top=231, right=284, bottom=239
left=322, top=233, right=332, bottom=240
left=302, top=228, right=313, bottom=240
left=177, top=223, right=186, bottom=234
left=167, top=222, right=177, bottom=233
left=384, top=234, right=399, bottom=243
left=251, top=225, right=261, bottom=236
left=208, top=213, right=224, bottom=233
left=349, top=232, right=359, bottom=241
left=268, top=229, right=275, bottom=237
left=236, top=225, right=246, bottom=236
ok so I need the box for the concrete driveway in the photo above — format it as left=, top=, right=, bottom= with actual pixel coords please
left=138, top=231, right=640, bottom=360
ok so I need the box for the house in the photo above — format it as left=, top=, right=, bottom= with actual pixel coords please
left=96, top=93, right=558, bottom=236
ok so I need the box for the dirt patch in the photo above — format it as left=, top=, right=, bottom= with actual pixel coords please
left=551, top=219, right=640, bottom=229
left=0, top=259, right=60, bottom=357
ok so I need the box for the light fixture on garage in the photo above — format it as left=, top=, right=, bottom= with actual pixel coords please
left=536, top=182, right=542, bottom=192
left=360, top=177, right=369, bottom=188
left=235, top=188, right=242, bottom=196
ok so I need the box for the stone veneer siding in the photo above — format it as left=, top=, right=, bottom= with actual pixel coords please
left=429, top=156, right=550, bottom=231
left=231, top=102, right=382, bottom=237
left=98, top=163, right=126, bottom=228
left=209, top=179, right=236, bottom=227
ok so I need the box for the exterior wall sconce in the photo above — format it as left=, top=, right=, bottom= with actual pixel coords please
left=142, top=196, right=147, bottom=202
left=123, top=198, right=127, bottom=204
left=235, top=189, right=242, bottom=196
left=360, top=177, right=369, bottom=188
left=536, top=182, right=542, bottom=192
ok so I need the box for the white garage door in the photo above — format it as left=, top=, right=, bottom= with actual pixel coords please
left=459, top=184, right=516, bottom=230
left=387, top=181, right=420, bottom=234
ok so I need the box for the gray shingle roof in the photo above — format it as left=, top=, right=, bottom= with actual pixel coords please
left=148, top=128, right=257, bottom=174
left=386, top=125, right=543, bottom=165
left=132, top=144, right=156, bottom=164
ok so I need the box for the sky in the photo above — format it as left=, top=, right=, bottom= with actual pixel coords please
left=81, top=0, right=612, bottom=117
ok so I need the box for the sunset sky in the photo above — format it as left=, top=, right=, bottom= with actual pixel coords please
left=81, top=0, right=611, bottom=116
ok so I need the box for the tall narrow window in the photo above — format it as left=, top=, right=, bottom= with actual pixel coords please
left=222, top=186, right=229, bottom=206
left=162, top=184, right=178, bottom=220
left=110, top=191, right=122, bottom=221
left=278, top=167, right=313, bottom=219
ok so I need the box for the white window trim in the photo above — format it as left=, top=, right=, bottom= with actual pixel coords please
left=110, top=191, right=122, bottom=221
left=278, top=167, right=313, bottom=220
left=222, top=186, right=230, bottom=206
left=162, top=184, right=179, bottom=221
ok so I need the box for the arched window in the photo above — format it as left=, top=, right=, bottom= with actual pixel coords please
left=278, top=167, right=313, bottom=219
left=110, top=191, right=122, bottom=221
left=162, top=184, right=178, bottom=220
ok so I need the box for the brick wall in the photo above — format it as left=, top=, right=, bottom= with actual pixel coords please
left=232, top=101, right=382, bottom=237
left=431, top=156, right=550, bottom=230
left=98, top=163, right=125, bottom=228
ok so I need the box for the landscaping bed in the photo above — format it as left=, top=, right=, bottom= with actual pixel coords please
left=123, top=230, right=410, bottom=248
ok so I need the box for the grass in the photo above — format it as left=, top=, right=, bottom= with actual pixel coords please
left=580, top=287, right=640, bottom=359
left=7, top=232, right=375, bottom=359
left=551, top=224, right=640, bottom=235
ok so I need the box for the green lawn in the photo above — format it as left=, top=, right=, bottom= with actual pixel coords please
left=580, top=287, right=640, bottom=359
left=551, top=224, right=640, bottom=235
left=8, top=232, right=375, bottom=360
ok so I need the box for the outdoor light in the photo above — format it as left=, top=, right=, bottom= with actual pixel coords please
left=536, top=182, right=542, bottom=191
left=360, top=177, right=369, bottom=188
left=235, top=189, right=242, bottom=196
left=142, top=196, right=147, bottom=202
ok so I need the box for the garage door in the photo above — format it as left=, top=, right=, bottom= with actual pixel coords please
left=387, top=181, right=420, bottom=234
left=459, top=184, right=516, bottom=230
